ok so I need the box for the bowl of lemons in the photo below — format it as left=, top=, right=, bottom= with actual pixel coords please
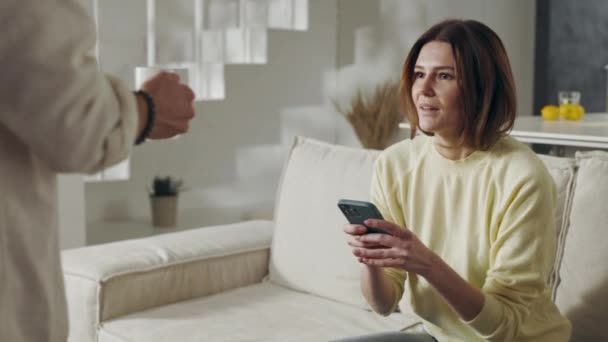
left=541, top=91, right=585, bottom=121
left=541, top=104, right=585, bottom=121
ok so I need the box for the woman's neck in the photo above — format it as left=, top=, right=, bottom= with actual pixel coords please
left=433, top=135, right=475, bottom=161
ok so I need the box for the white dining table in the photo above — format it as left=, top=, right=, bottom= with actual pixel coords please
left=398, top=113, right=608, bottom=150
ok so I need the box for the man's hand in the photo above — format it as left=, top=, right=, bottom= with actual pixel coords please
left=136, top=71, right=196, bottom=140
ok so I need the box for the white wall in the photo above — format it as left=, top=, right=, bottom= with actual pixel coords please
left=85, top=0, right=339, bottom=224
left=84, top=0, right=536, bottom=226
left=336, top=0, right=381, bottom=68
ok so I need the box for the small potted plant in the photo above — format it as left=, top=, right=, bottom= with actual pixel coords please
left=148, top=176, right=184, bottom=227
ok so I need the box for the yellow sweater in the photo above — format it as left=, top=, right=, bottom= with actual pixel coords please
left=371, top=135, right=571, bottom=342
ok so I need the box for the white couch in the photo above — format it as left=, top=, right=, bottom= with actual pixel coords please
left=63, top=137, right=608, bottom=341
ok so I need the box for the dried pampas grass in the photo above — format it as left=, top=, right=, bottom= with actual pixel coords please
left=333, top=81, right=403, bottom=150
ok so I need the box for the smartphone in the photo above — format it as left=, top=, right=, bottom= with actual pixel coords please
left=337, top=199, right=390, bottom=234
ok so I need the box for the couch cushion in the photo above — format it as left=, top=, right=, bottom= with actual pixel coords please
left=554, top=151, right=608, bottom=341
left=63, top=220, right=273, bottom=342
left=536, top=154, right=576, bottom=298
left=269, top=137, right=381, bottom=309
left=98, top=282, right=420, bottom=342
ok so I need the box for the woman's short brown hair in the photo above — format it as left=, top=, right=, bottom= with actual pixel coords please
left=400, top=19, right=516, bottom=150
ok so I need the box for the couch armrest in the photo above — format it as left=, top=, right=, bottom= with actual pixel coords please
left=62, top=220, right=273, bottom=342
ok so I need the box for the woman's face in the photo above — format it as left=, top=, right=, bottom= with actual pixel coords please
left=411, top=41, right=462, bottom=140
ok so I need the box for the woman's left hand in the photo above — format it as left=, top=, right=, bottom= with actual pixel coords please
left=350, top=219, right=438, bottom=278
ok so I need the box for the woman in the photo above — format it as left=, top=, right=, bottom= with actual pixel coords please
left=339, top=19, right=571, bottom=341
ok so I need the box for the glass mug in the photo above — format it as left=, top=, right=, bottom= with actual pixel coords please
left=558, top=91, right=581, bottom=105
left=557, top=90, right=585, bottom=121
left=134, top=65, right=191, bottom=90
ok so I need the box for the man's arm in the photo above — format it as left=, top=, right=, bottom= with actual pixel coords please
left=0, top=0, right=138, bottom=173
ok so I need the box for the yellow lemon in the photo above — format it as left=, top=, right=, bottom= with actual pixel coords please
left=541, top=105, right=559, bottom=121
left=559, top=104, right=585, bottom=121
left=570, top=104, right=585, bottom=120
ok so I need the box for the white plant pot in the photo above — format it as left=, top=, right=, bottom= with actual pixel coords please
left=150, top=195, right=178, bottom=227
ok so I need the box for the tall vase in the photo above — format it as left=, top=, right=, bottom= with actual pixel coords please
left=150, top=195, right=178, bottom=227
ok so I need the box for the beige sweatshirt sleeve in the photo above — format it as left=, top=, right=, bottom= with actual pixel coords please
left=463, top=173, right=558, bottom=341
left=0, top=0, right=138, bottom=173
